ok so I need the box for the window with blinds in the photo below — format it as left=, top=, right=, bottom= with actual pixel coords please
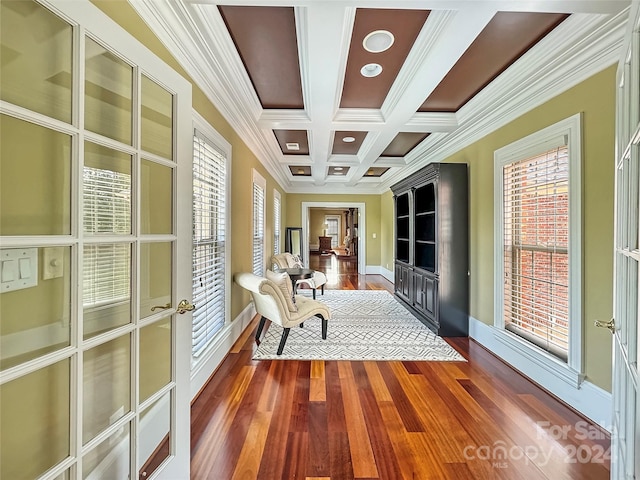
left=252, top=171, right=266, bottom=276
left=192, top=131, right=227, bottom=358
left=502, top=146, right=569, bottom=361
left=274, top=190, right=281, bottom=255
left=82, top=163, right=131, bottom=307
left=325, top=217, right=339, bottom=247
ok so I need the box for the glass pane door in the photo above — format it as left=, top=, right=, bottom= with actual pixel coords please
left=0, top=1, right=192, bottom=478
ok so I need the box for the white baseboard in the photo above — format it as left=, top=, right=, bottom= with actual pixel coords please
left=190, top=303, right=256, bottom=399
left=365, top=265, right=394, bottom=283
left=469, top=316, right=612, bottom=431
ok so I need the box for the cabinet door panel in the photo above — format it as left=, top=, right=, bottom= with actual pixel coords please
left=424, top=276, right=437, bottom=320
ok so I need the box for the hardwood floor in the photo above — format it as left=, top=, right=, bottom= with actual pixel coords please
left=191, top=256, right=610, bottom=479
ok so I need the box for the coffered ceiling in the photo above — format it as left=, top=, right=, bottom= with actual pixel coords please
left=129, top=0, right=629, bottom=193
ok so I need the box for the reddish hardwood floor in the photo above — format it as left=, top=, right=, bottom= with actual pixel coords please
left=191, top=255, right=610, bottom=479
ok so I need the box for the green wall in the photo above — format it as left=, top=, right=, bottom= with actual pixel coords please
left=380, top=190, right=395, bottom=273
left=408, top=66, right=615, bottom=390
left=95, top=0, right=615, bottom=390
left=92, top=0, right=287, bottom=321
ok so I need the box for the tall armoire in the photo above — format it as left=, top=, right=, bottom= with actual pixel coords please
left=391, top=162, right=469, bottom=336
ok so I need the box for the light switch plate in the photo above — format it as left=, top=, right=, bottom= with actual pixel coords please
left=43, top=247, right=65, bottom=280
left=1, top=248, right=38, bottom=293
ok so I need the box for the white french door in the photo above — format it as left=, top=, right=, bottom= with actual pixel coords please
left=610, top=0, right=640, bottom=478
left=0, top=1, right=192, bottom=478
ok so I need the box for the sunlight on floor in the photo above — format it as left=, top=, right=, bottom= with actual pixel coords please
left=325, top=255, right=340, bottom=285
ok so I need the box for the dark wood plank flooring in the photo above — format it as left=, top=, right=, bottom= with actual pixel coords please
left=191, top=255, right=610, bottom=479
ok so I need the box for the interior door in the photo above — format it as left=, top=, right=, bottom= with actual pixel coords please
left=609, top=1, right=640, bottom=477
left=0, top=1, right=192, bottom=479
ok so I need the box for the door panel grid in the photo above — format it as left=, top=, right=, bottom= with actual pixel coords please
left=0, top=1, right=192, bottom=478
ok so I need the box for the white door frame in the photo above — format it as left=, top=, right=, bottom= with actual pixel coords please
left=610, top=0, right=639, bottom=477
left=301, top=202, right=366, bottom=274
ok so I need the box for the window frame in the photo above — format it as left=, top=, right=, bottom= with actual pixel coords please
left=191, top=111, right=231, bottom=363
left=493, top=113, right=583, bottom=386
left=324, top=215, right=341, bottom=248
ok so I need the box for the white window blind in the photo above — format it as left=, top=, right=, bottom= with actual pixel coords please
left=192, top=130, right=227, bottom=358
left=252, top=173, right=265, bottom=276
left=82, top=165, right=131, bottom=307
left=274, top=190, right=281, bottom=255
left=83, top=165, right=131, bottom=235
left=326, top=217, right=339, bottom=247
left=83, top=243, right=130, bottom=307
left=503, top=146, right=570, bottom=361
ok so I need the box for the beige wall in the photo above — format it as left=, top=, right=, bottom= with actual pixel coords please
left=309, top=208, right=347, bottom=245
left=286, top=194, right=382, bottom=266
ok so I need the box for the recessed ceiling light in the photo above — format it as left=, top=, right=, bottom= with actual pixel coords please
left=334, top=167, right=344, bottom=171
left=363, top=30, right=395, bottom=53
left=342, top=136, right=356, bottom=143
left=360, top=63, right=382, bottom=78
left=296, top=168, right=305, bottom=174
left=286, top=142, right=300, bottom=151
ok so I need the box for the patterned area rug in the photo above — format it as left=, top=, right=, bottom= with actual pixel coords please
left=253, top=290, right=467, bottom=361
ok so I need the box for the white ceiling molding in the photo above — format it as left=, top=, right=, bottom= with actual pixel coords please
left=380, top=8, right=629, bottom=191
left=129, top=0, right=629, bottom=194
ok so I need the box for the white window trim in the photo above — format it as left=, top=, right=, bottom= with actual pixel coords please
left=274, top=189, right=281, bottom=255
left=191, top=110, right=232, bottom=366
left=324, top=215, right=341, bottom=247
left=252, top=169, right=266, bottom=276
left=493, top=113, right=583, bottom=387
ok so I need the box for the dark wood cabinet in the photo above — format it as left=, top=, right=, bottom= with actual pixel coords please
left=391, top=163, right=469, bottom=337
left=318, top=236, right=332, bottom=253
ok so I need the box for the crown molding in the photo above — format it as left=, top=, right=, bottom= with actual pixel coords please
left=129, top=0, right=293, bottom=189
left=130, top=0, right=628, bottom=195
left=333, top=108, right=387, bottom=126
left=379, top=8, right=628, bottom=194
left=404, top=112, right=458, bottom=132
left=381, top=10, right=456, bottom=119
left=258, top=110, right=312, bottom=129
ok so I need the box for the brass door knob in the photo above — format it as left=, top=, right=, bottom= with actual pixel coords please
left=594, top=318, right=615, bottom=334
left=177, top=299, right=196, bottom=314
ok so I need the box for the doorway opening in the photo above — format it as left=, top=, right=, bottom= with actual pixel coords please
left=301, top=202, right=366, bottom=274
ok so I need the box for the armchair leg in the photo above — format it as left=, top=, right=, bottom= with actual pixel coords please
left=277, top=328, right=291, bottom=355
left=312, top=288, right=316, bottom=300
left=321, top=285, right=325, bottom=295
left=320, top=315, right=328, bottom=339
left=255, top=316, right=267, bottom=341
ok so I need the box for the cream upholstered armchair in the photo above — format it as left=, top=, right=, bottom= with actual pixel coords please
left=234, top=271, right=330, bottom=355
left=271, top=252, right=327, bottom=299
